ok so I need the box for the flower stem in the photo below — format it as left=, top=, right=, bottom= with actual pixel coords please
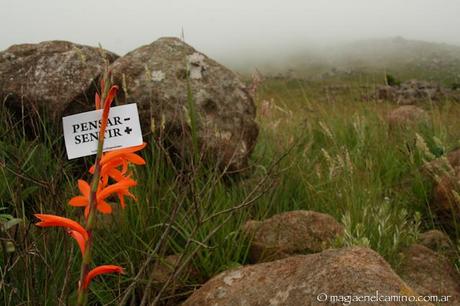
left=76, top=72, right=111, bottom=306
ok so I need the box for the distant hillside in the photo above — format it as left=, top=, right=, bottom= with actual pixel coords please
left=227, top=37, right=460, bottom=84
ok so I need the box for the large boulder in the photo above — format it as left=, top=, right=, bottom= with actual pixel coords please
left=399, top=244, right=460, bottom=305
left=109, top=37, right=258, bottom=172
left=183, top=247, right=424, bottom=306
left=0, top=40, right=118, bottom=121
left=243, top=210, right=344, bottom=263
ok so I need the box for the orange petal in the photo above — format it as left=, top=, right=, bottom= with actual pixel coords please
left=35, top=214, right=88, bottom=240
left=100, top=143, right=146, bottom=165
left=101, top=158, right=126, bottom=176
left=117, top=190, right=136, bottom=209
left=95, top=92, right=101, bottom=110
left=104, top=85, right=118, bottom=107
left=107, top=168, right=127, bottom=182
left=82, top=265, right=124, bottom=289
left=101, top=175, right=109, bottom=188
left=78, top=180, right=91, bottom=197
left=69, top=196, right=89, bottom=207
left=99, top=86, right=119, bottom=139
left=67, top=229, right=86, bottom=256
left=97, top=200, right=112, bottom=214
left=97, top=179, right=137, bottom=201
left=124, top=153, right=145, bottom=165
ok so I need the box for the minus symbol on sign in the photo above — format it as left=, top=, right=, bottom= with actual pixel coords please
left=124, top=118, right=131, bottom=121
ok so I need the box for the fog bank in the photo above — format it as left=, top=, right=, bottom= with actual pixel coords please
left=1, top=0, right=459, bottom=67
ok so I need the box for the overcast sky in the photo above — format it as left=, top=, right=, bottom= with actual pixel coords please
left=1, top=0, right=459, bottom=60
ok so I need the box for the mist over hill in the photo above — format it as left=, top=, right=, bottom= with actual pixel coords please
left=223, top=37, right=460, bottom=83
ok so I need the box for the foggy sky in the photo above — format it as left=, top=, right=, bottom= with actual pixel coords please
left=1, top=0, right=459, bottom=60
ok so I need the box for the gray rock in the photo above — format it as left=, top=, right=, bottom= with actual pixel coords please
left=243, top=210, right=344, bottom=263
left=110, top=37, right=258, bottom=172
left=183, top=247, right=423, bottom=306
left=0, top=40, right=118, bottom=121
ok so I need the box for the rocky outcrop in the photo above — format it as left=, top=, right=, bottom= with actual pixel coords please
left=376, top=80, right=445, bottom=105
left=109, top=37, right=258, bottom=172
left=387, top=105, right=429, bottom=129
left=399, top=244, right=460, bottom=305
left=243, top=210, right=343, bottom=263
left=183, top=247, right=423, bottom=306
left=0, top=40, right=118, bottom=121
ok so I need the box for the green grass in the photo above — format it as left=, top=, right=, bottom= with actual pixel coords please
left=1, top=76, right=460, bottom=305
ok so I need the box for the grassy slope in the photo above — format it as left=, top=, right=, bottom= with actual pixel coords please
left=1, top=69, right=460, bottom=304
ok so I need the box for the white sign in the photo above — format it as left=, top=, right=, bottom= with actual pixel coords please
left=62, top=104, right=143, bottom=159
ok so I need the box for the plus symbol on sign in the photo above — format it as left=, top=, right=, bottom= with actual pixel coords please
left=124, top=126, right=132, bottom=134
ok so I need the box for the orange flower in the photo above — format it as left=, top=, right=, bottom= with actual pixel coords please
left=97, top=178, right=137, bottom=201
left=35, top=214, right=89, bottom=241
left=82, top=265, right=124, bottom=289
left=69, top=178, right=137, bottom=216
left=88, top=143, right=146, bottom=181
left=96, top=178, right=137, bottom=212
